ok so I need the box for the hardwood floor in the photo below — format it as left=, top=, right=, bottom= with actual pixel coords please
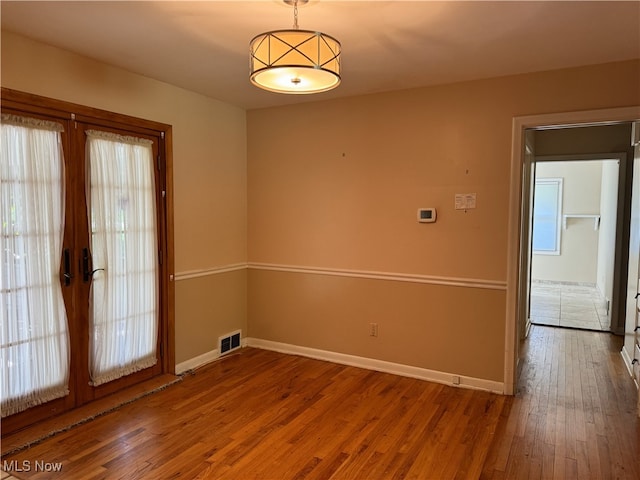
left=1, top=325, right=638, bottom=479
left=481, top=325, right=639, bottom=479
left=2, top=348, right=505, bottom=479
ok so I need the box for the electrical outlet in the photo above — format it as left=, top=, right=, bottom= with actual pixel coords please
left=452, top=375, right=461, bottom=385
left=369, top=323, right=378, bottom=337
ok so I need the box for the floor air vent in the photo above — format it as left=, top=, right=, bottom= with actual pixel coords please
left=219, top=330, right=242, bottom=356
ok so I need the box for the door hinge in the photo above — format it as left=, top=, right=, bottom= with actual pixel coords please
left=162, top=190, right=166, bottom=198
left=161, top=131, right=165, bottom=139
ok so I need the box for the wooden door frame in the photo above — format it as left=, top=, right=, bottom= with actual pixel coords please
left=0, top=88, right=175, bottom=433
left=505, top=106, right=640, bottom=395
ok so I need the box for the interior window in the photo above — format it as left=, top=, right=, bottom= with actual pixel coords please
left=532, top=178, right=563, bottom=255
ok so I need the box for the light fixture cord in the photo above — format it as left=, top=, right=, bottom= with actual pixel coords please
left=293, top=0, right=299, bottom=29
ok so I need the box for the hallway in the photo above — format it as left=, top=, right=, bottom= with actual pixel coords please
left=481, top=325, right=639, bottom=479
left=529, top=282, right=609, bottom=331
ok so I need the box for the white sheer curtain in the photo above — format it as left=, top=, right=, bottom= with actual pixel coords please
left=0, top=114, right=69, bottom=417
left=86, top=130, right=158, bottom=386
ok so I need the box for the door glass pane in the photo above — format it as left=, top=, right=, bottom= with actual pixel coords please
left=86, top=130, right=158, bottom=386
left=0, top=115, right=70, bottom=416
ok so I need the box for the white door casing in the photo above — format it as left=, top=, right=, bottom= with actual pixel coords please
left=506, top=106, right=640, bottom=396
left=623, top=121, right=640, bottom=415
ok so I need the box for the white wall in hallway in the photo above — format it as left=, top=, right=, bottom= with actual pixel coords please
left=531, top=160, right=604, bottom=284
left=597, top=160, right=621, bottom=325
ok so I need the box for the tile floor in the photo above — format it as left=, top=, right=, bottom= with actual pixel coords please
left=529, top=281, right=610, bottom=331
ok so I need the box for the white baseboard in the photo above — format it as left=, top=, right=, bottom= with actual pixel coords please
left=621, top=345, right=634, bottom=378
left=525, top=318, right=532, bottom=338
left=175, top=338, right=250, bottom=374
left=176, top=338, right=505, bottom=393
left=245, top=337, right=505, bottom=394
left=176, top=349, right=220, bottom=374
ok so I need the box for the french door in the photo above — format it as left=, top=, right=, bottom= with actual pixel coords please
left=1, top=90, right=172, bottom=434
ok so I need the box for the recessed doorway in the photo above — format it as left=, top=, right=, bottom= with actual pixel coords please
left=529, top=158, right=621, bottom=332
left=505, top=106, right=640, bottom=395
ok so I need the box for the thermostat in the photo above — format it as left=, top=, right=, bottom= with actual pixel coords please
left=417, top=208, right=437, bottom=223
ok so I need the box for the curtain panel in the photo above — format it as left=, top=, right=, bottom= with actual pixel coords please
left=0, top=114, right=70, bottom=417
left=86, top=130, right=158, bottom=386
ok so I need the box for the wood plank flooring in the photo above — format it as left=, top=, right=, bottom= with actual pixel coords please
left=1, top=325, right=638, bottom=479
left=2, top=348, right=505, bottom=479
left=0, top=374, right=181, bottom=457
left=481, top=325, right=639, bottom=479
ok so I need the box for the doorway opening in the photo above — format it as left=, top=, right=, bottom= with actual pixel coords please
left=529, top=156, right=623, bottom=332
left=505, top=106, right=640, bottom=395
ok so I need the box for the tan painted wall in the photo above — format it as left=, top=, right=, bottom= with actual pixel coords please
left=175, top=270, right=247, bottom=364
left=1, top=31, right=248, bottom=365
left=249, top=270, right=506, bottom=381
left=247, top=60, right=640, bottom=384
left=4, top=28, right=639, bottom=385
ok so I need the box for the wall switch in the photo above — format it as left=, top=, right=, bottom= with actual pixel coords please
left=369, top=323, right=378, bottom=337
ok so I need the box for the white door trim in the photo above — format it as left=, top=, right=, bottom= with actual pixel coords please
left=505, top=106, right=640, bottom=395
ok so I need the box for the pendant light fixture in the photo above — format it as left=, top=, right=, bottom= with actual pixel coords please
left=249, top=0, right=341, bottom=94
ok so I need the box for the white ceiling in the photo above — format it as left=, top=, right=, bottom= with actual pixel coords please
left=2, top=1, right=639, bottom=110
